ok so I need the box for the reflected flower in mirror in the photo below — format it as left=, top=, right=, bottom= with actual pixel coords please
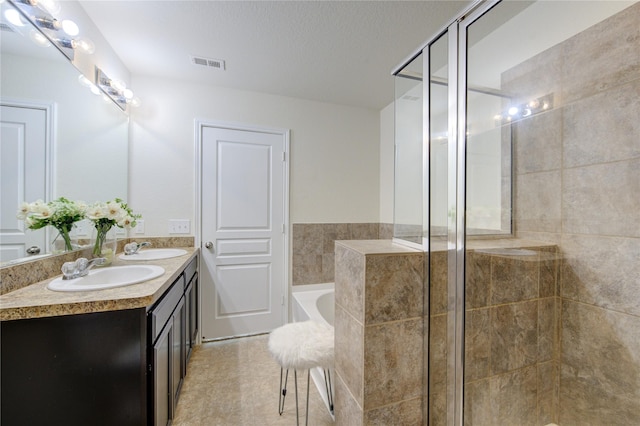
left=17, top=198, right=87, bottom=252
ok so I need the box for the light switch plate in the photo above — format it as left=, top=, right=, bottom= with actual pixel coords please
left=134, top=219, right=145, bottom=234
left=168, top=219, right=190, bottom=234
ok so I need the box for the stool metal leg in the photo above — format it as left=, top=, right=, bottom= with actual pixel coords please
left=279, top=368, right=312, bottom=426
left=294, top=370, right=300, bottom=426
left=324, top=368, right=334, bottom=415
left=278, top=368, right=289, bottom=416
left=305, top=369, right=310, bottom=426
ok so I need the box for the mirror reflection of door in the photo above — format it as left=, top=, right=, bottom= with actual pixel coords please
left=1, top=102, right=51, bottom=263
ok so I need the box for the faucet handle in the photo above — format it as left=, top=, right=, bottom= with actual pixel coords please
left=124, top=242, right=138, bottom=255
left=61, top=261, right=79, bottom=278
left=76, top=258, right=89, bottom=271
left=124, top=241, right=151, bottom=255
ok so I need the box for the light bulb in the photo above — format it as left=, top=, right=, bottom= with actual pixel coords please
left=90, top=83, right=101, bottom=95
left=111, top=79, right=126, bottom=92
left=508, top=106, right=519, bottom=116
left=130, top=97, right=142, bottom=108
left=72, top=37, right=95, bottom=54
left=61, top=19, right=78, bottom=36
left=123, top=88, right=134, bottom=100
left=29, top=29, right=51, bottom=47
left=4, top=8, right=25, bottom=26
left=77, top=74, right=92, bottom=87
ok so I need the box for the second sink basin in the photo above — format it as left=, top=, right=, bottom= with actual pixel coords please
left=47, top=265, right=165, bottom=292
left=118, top=248, right=188, bottom=261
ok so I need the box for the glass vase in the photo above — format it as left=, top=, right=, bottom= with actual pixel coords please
left=51, top=227, right=75, bottom=254
left=91, top=226, right=117, bottom=266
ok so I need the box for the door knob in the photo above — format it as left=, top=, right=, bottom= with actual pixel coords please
left=204, top=241, right=214, bottom=250
left=26, top=246, right=41, bottom=255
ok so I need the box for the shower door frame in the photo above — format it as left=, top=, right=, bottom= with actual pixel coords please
left=454, top=2, right=504, bottom=425
left=393, top=1, right=502, bottom=425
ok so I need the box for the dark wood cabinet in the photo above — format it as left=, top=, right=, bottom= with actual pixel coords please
left=148, top=256, right=197, bottom=426
left=1, top=308, right=148, bottom=426
left=0, top=254, right=199, bottom=426
left=185, top=271, right=198, bottom=365
left=152, top=315, right=173, bottom=426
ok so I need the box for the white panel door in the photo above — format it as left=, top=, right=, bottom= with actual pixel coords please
left=1, top=104, right=48, bottom=263
left=200, top=125, right=287, bottom=340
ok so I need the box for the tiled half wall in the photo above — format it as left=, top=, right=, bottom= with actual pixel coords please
left=291, top=223, right=393, bottom=285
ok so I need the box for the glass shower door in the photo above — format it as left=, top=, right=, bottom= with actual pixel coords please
left=393, top=52, right=424, bottom=248
left=427, top=30, right=454, bottom=426
left=461, top=1, right=639, bottom=425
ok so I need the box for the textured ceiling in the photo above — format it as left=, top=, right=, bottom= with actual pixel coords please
left=78, top=0, right=472, bottom=110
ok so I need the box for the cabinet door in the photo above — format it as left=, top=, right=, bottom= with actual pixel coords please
left=185, top=281, right=193, bottom=367
left=153, top=318, right=173, bottom=426
left=172, top=296, right=185, bottom=408
left=189, top=274, right=198, bottom=347
left=185, top=274, right=198, bottom=363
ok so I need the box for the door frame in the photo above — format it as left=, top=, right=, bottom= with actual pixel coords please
left=194, top=119, right=290, bottom=343
left=1, top=97, right=55, bottom=252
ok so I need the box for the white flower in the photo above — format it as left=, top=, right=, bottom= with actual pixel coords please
left=37, top=204, right=53, bottom=218
left=76, top=200, right=88, bottom=213
left=25, top=216, right=35, bottom=227
left=118, top=215, right=135, bottom=229
left=86, top=204, right=106, bottom=220
left=105, top=201, right=124, bottom=220
left=16, top=202, right=31, bottom=220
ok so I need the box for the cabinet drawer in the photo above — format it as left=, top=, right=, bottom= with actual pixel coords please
left=151, top=275, right=185, bottom=343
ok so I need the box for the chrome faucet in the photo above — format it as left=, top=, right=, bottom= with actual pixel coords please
left=61, top=257, right=106, bottom=280
left=124, top=241, right=151, bottom=255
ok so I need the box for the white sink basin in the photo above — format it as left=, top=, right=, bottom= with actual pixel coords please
left=118, top=248, right=188, bottom=261
left=47, top=265, right=165, bottom=292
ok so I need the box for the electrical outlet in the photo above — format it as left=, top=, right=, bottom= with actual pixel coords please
left=134, top=219, right=145, bottom=234
left=168, top=219, right=190, bottom=234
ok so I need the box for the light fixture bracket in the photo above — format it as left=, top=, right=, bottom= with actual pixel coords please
left=95, top=67, right=128, bottom=111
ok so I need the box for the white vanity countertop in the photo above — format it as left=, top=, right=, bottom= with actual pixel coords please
left=0, top=247, right=198, bottom=321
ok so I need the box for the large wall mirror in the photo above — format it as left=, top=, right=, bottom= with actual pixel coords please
left=1, top=0, right=129, bottom=265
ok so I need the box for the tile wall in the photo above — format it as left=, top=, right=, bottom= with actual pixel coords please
left=291, top=223, right=392, bottom=285
left=333, top=240, right=424, bottom=425
left=466, top=245, right=559, bottom=425
left=503, top=4, right=640, bottom=424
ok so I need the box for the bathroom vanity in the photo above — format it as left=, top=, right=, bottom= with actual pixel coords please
left=0, top=248, right=199, bottom=426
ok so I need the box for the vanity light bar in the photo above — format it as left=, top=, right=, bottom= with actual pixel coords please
left=95, top=67, right=140, bottom=112
left=494, top=93, right=554, bottom=126
left=8, top=0, right=94, bottom=60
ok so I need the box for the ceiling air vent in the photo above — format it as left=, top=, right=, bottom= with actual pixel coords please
left=190, top=55, right=225, bottom=71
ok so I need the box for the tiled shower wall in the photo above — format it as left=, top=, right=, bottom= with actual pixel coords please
left=505, top=4, right=640, bottom=425
left=291, top=223, right=393, bottom=285
left=429, top=243, right=560, bottom=426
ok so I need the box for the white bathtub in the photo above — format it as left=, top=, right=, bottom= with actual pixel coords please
left=291, top=283, right=335, bottom=418
left=292, top=283, right=334, bottom=326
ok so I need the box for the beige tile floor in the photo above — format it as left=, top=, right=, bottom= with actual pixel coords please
left=173, top=334, right=335, bottom=426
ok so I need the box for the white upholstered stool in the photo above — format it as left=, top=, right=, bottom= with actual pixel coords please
left=268, top=320, right=334, bottom=425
